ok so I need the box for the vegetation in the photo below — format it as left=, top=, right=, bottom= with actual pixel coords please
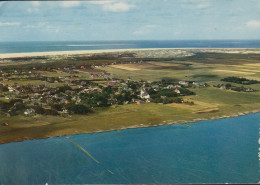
left=221, top=76, right=259, bottom=85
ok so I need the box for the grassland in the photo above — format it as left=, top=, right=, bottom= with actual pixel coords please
left=1, top=49, right=260, bottom=144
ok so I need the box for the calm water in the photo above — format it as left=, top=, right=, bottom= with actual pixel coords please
left=0, top=113, right=259, bottom=184
left=0, top=40, right=260, bottom=54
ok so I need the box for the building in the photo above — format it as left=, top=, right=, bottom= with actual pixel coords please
left=24, top=108, right=35, bottom=116
left=219, top=85, right=226, bottom=90
left=174, top=89, right=180, bottom=94
left=140, top=87, right=150, bottom=99
left=179, top=81, right=189, bottom=85
left=136, top=100, right=145, bottom=105
left=192, top=82, right=206, bottom=86
left=108, top=81, right=116, bottom=86
left=166, top=85, right=175, bottom=89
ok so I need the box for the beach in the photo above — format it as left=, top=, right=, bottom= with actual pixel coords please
left=1, top=48, right=260, bottom=59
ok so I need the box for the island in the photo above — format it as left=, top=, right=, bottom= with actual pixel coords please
left=1, top=48, right=260, bottom=144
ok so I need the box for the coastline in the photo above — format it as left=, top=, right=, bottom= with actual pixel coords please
left=1, top=48, right=260, bottom=59
left=1, top=109, right=259, bottom=145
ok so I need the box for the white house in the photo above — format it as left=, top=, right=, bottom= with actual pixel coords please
left=140, top=87, right=150, bottom=99
left=179, top=81, right=189, bottom=85
left=24, top=108, right=35, bottom=116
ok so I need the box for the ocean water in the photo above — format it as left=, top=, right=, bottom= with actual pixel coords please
left=0, top=113, right=259, bottom=184
left=0, top=40, right=260, bottom=54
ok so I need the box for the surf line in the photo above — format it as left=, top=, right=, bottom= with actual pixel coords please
left=65, top=137, right=114, bottom=175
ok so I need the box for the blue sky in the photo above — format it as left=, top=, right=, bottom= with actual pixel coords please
left=0, top=0, right=260, bottom=41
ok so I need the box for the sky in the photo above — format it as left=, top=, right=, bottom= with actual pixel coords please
left=0, top=0, right=260, bottom=41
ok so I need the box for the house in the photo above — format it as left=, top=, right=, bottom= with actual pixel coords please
left=8, top=86, right=15, bottom=92
left=69, top=82, right=76, bottom=86
left=59, top=76, right=66, bottom=79
left=152, top=85, right=159, bottom=89
left=103, top=72, right=111, bottom=76
left=192, top=82, right=206, bottom=87
left=5, top=95, right=13, bottom=100
left=246, top=88, right=254, bottom=92
left=108, top=81, right=116, bottom=86
left=91, top=73, right=98, bottom=78
left=179, top=81, right=189, bottom=85
left=136, top=100, right=145, bottom=105
left=140, top=87, right=150, bottom=99
left=220, top=85, right=226, bottom=90
left=174, top=89, right=180, bottom=94
left=60, top=98, right=69, bottom=104
left=2, top=122, right=8, bottom=126
left=80, top=81, right=87, bottom=86
left=81, top=88, right=90, bottom=93
left=166, top=85, right=175, bottom=89
left=24, top=108, right=35, bottom=116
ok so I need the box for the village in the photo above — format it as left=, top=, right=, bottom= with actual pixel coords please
left=0, top=53, right=258, bottom=119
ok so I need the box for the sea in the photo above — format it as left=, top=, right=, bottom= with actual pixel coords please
left=0, top=40, right=260, bottom=54
left=0, top=113, right=259, bottom=184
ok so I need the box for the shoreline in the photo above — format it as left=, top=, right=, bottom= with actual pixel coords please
left=1, top=109, right=259, bottom=145
left=1, top=48, right=260, bottom=59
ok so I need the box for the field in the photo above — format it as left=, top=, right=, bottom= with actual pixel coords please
left=1, top=49, right=260, bottom=144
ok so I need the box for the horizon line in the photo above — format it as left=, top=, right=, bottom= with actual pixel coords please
left=1, top=39, right=260, bottom=43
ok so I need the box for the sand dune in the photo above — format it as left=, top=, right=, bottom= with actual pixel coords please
left=1, top=48, right=260, bottom=59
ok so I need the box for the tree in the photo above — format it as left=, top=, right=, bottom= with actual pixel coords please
left=0, top=84, right=8, bottom=92
left=58, top=85, right=72, bottom=93
left=66, top=104, right=92, bottom=114
left=51, top=104, right=63, bottom=111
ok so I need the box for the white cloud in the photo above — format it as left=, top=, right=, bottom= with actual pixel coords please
left=61, top=1, right=81, bottom=8
left=246, top=20, right=260, bottom=29
left=196, top=3, right=209, bottom=9
left=103, top=2, right=135, bottom=12
left=87, top=1, right=135, bottom=12
left=133, top=25, right=157, bottom=36
left=0, top=22, right=20, bottom=26
left=87, top=0, right=114, bottom=5
left=24, top=22, right=47, bottom=29
left=31, top=1, right=41, bottom=7
left=182, top=0, right=210, bottom=9
left=27, top=7, right=39, bottom=14
left=24, top=22, right=60, bottom=33
left=183, top=0, right=209, bottom=2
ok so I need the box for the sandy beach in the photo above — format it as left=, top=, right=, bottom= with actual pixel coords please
left=0, top=48, right=172, bottom=59
left=1, top=48, right=260, bottom=59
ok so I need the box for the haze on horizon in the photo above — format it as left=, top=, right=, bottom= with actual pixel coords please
left=0, top=0, right=260, bottom=42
